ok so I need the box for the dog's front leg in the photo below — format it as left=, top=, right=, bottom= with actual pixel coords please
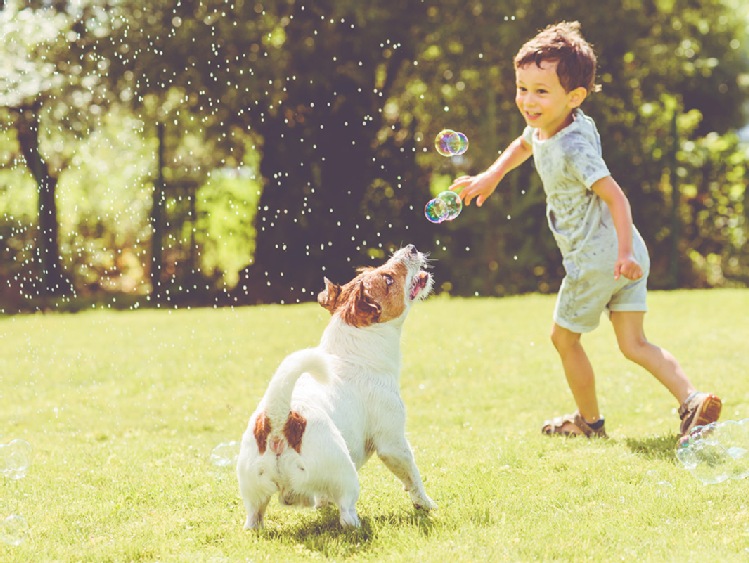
left=377, top=440, right=437, bottom=511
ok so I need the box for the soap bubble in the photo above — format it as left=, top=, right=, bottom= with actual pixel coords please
left=434, top=129, right=469, bottom=156
left=439, top=190, right=463, bottom=220
left=1, top=514, right=29, bottom=546
left=424, top=197, right=448, bottom=223
left=677, top=419, right=749, bottom=485
left=210, top=441, right=240, bottom=468
left=424, top=190, right=463, bottom=223
left=0, top=439, right=32, bottom=480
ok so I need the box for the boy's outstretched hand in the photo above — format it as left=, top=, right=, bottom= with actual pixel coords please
left=449, top=174, right=497, bottom=207
left=615, top=256, right=643, bottom=281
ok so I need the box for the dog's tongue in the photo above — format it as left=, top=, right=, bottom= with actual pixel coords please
left=409, top=272, right=427, bottom=300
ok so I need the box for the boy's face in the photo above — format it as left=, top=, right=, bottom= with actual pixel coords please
left=515, top=60, right=586, bottom=140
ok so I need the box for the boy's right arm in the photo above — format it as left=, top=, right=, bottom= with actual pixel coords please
left=449, top=136, right=532, bottom=206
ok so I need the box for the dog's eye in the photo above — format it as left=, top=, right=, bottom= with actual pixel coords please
left=383, top=274, right=394, bottom=289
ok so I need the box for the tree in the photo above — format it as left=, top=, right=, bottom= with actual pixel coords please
left=105, top=0, right=436, bottom=303
left=1, top=1, right=120, bottom=299
left=2, top=0, right=747, bottom=310
left=1, top=4, right=72, bottom=297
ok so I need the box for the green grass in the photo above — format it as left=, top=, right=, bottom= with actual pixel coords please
left=2, top=289, right=749, bottom=562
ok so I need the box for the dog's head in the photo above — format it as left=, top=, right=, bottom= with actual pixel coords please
left=317, top=245, right=433, bottom=328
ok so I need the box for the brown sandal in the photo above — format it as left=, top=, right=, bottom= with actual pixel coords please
left=542, top=412, right=607, bottom=438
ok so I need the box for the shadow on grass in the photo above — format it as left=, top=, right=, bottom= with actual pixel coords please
left=625, top=434, right=680, bottom=462
left=262, top=506, right=436, bottom=557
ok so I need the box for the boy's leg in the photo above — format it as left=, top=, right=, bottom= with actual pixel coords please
left=611, top=311, right=722, bottom=436
left=610, top=310, right=721, bottom=434
left=549, top=323, right=602, bottom=426
left=609, top=311, right=693, bottom=403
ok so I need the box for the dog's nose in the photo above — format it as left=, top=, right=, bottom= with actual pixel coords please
left=406, top=244, right=418, bottom=255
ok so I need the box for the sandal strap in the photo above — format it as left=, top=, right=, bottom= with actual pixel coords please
left=573, top=413, right=596, bottom=437
left=542, top=413, right=577, bottom=433
left=542, top=412, right=607, bottom=438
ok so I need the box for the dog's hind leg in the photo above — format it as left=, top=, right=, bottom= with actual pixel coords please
left=242, top=496, right=270, bottom=530
left=237, top=453, right=277, bottom=530
left=336, top=491, right=361, bottom=528
left=335, top=461, right=362, bottom=527
left=328, top=460, right=361, bottom=527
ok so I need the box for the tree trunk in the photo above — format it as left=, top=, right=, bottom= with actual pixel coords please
left=232, top=3, right=432, bottom=304
left=236, top=94, right=373, bottom=304
left=14, top=101, right=71, bottom=298
left=151, top=121, right=166, bottom=302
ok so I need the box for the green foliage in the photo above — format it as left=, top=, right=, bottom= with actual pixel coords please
left=1, top=0, right=748, bottom=307
left=2, top=291, right=748, bottom=560
left=679, top=132, right=749, bottom=285
left=195, top=165, right=261, bottom=287
left=57, top=106, right=155, bottom=293
left=417, top=0, right=749, bottom=294
left=0, top=4, right=67, bottom=108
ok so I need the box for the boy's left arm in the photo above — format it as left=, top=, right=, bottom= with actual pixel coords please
left=591, top=176, right=644, bottom=281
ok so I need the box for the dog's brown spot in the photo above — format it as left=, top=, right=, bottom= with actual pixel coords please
left=283, top=411, right=307, bottom=453
left=253, top=412, right=271, bottom=454
left=320, top=260, right=410, bottom=327
left=339, top=280, right=381, bottom=327
left=317, top=277, right=342, bottom=313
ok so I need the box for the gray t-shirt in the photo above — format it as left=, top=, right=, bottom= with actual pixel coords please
left=522, top=109, right=625, bottom=259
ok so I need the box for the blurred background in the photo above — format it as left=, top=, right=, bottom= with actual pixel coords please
left=1, top=0, right=748, bottom=311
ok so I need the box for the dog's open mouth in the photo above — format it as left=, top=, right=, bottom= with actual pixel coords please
left=409, top=271, right=430, bottom=300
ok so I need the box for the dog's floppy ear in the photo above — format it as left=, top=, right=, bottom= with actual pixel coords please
left=317, top=277, right=341, bottom=314
left=341, top=280, right=381, bottom=327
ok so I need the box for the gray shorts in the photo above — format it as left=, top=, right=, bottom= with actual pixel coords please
left=554, top=239, right=650, bottom=333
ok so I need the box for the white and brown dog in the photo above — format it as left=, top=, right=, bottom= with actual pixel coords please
left=237, top=245, right=436, bottom=529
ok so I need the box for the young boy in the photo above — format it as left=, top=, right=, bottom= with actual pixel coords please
left=449, top=21, right=721, bottom=438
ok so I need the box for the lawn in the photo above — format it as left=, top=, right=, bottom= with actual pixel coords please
left=2, top=289, right=748, bottom=561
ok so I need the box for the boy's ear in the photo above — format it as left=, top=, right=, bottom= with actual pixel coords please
left=568, top=86, right=588, bottom=109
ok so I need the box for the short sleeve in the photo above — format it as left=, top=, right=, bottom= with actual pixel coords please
left=522, top=126, right=535, bottom=146
left=564, top=136, right=610, bottom=189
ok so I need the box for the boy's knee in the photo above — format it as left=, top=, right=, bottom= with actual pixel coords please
left=550, top=330, right=562, bottom=351
left=550, top=324, right=579, bottom=352
left=618, top=335, right=648, bottom=362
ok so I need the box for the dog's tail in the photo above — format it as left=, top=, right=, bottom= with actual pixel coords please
left=261, top=348, right=330, bottom=429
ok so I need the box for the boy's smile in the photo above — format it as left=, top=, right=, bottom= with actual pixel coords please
left=515, top=60, right=586, bottom=140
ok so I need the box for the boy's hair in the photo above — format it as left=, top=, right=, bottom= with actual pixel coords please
left=514, top=21, right=600, bottom=94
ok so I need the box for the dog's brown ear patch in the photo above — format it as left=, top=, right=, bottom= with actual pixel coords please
left=341, top=281, right=381, bottom=327
left=283, top=411, right=307, bottom=453
left=317, top=277, right=341, bottom=314
left=253, top=413, right=271, bottom=454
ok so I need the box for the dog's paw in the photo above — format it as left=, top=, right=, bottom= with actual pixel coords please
left=412, top=494, right=437, bottom=511
left=314, top=495, right=331, bottom=509
left=339, top=507, right=361, bottom=528
left=244, top=514, right=264, bottom=530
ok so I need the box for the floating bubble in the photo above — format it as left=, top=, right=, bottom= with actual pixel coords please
left=1, top=514, right=29, bottom=546
left=210, top=441, right=240, bottom=469
left=439, top=190, right=463, bottom=220
left=677, top=419, right=749, bottom=485
left=424, top=197, right=448, bottom=223
left=434, top=129, right=469, bottom=157
left=424, top=191, right=462, bottom=223
left=0, top=439, right=32, bottom=480
left=434, top=128, right=455, bottom=156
